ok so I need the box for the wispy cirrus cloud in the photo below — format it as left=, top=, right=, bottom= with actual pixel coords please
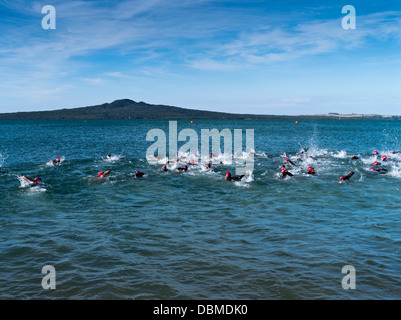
left=187, top=11, right=401, bottom=70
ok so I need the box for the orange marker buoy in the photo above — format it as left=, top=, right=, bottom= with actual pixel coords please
left=191, top=121, right=194, bottom=124
left=295, top=121, right=298, bottom=124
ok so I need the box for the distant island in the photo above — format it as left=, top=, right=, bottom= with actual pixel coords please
left=0, top=99, right=399, bottom=120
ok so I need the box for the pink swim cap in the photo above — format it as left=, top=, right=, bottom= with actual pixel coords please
left=226, top=172, right=231, bottom=177
left=373, top=161, right=379, bottom=165
left=308, top=166, right=313, bottom=171
left=370, top=167, right=375, bottom=171
left=374, top=151, right=378, bottom=154
left=340, top=176, right=344, bottom=179
left=382, top=155, right=387, bottom=159
left=98, top=172, right=103, bottom=177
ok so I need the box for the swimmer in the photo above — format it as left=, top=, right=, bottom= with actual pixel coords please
left=176, top=165, right=188, bottom=172
left=297, top=157, right=303, bottom=162
left=98, top=170, right=110, bottom=178
left=370, top=167, right=387, bottom=174
left=307, top=166, right=316, bottom=175
left=373, top=150, right=379, bottom=155
left=284, top=158, right=297, bottom=167
left=133, top=171, right=145, bottom=178
left=225, top=172, right=245, bottom=181
left=298, top=147, right=309, bottom=154
left=106, top=155, right=112, bottom=159
left=373, top=161, right=381, bottom=166
left=339, top=171, right=354, bottom=183
left=351, top=155, right=358, bottom=160
left=52, top=157, right=61, bottom=164
left=161, top=164, right=168, bottom=172
left=281, top=166, right=293, bottom=179
left=22, top=176, right=43, bottom=187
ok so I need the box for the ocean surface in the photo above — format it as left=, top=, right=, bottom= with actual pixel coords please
left=1, top=119, right=401, bottom=300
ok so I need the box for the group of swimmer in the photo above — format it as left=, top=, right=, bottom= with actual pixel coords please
left=279, top=148, right=396, bottom=184
left=14, top=148, right=400, bottom=187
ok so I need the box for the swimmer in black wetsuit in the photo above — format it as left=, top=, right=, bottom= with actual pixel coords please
left=133, top=171, right=145, bottom=178
left=370, top=167, right=388, bottom=174
left=298, top=147, right=309, bottom=154
left=284, top=158, right=297, bottom=167
left=351, top=155, right=358, bottom=160
left=161, top=164, right=168, bottom=172
left=22, top=176, right=43, bottom=187
left=339, top=171, right=354, bottom=183
left=307, top=166, right=316, bottom=175
left=52, top=157, right=61, bottom=164
left=176, top=165, right=188, bottom=172
left=225, top=172, right=245, bottom=181
left=281, top=166, right=293, bottom=179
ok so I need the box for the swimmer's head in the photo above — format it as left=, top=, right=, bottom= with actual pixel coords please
left=226, top=172, right=231, bottom=178
left=136, top=171, right=140, bottom=174
left=382, top=155, right=387, bottom=160
left=206, top=163, right=211, bottom=168
left=370, top=167, right=375, bottom=171
left=56, top=157, right=60, bottom=161
left=98, top=171, right=103, bottom=177
left=34, top=177, right=41, bottom=182
left=340, top=176, right=344, bottom=180
left=374, top=151, right=378, bottom=154
left=349, top=171, right=355, bottom=175
left=183, top=165, right=188, bottom=170
left=373, top=161, right=379, bottom=165
left=308, top=166, right=314, bottom=172
left=191, top=160, right=194, bottom=164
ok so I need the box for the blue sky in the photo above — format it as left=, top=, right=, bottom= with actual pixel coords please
left=0, top=0, right=400, bottom=115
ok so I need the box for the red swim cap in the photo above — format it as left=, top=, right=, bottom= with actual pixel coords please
left=136, top=171, right=140, bottom=174
left=374, top=151, right=378, bottom=154
left=308, top=166, right=313, bottom=171
left=382, top=155, right=387, bottom=159
left=206, top=163, right=211, bottom=168
left=373, top=161, right=379, bottom=165
left=226, top=172, right=231, bottom=177
left=98, top=172, right=103, bottom=177
left=370, top=167, right=375, bottom=171
left=340, top=176, right=344, bottom=179
left=285, top=158, right=288, bottom=161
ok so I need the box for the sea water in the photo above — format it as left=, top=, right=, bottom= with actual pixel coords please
left=1, top=119, right=401, bottom=299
